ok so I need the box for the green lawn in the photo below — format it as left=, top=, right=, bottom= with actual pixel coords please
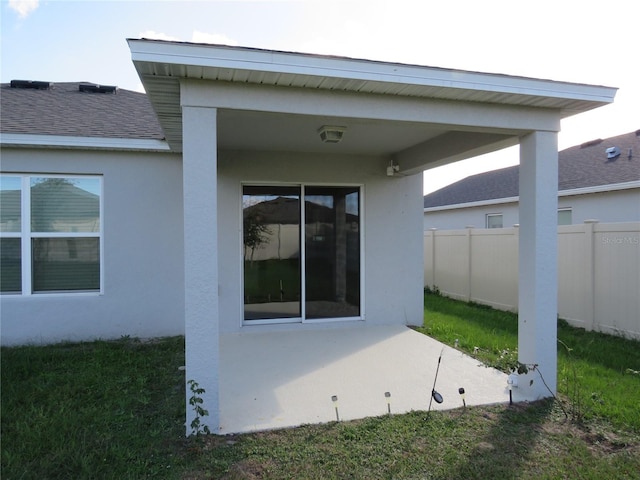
left=2, top=293, right=639, bottom=479
left=417, top=291, right=640, bottom=432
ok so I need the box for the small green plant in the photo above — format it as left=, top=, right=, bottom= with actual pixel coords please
left=557, top=339, right=594, bottom=423
left=484, top=347, right=522, bottom=374
left=188, top=379, right=211, bottom=436
left=424, top=285, right=441, bottom=296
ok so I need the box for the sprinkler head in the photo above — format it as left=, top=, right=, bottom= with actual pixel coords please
left=432, top=390, right=443, bottom=404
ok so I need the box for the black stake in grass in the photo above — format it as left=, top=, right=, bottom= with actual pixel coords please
left=427, top=348, right=444, bottom=417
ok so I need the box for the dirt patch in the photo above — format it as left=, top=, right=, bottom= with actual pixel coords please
left=540, top=418, right=640, bottom=456
left=220, top=459, right=275, bottom=480
left=583, top=430, right=640, bottom=456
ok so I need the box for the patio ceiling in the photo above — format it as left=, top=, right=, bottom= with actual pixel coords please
left=129, top=39, right=617, bottom=168
left=216, top=109, right=449, bottom=156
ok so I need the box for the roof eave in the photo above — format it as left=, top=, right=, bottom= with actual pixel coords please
left=0, top=133, right=172, bottom=152
left=127, top=39, right=617, bottom=153
left=128, top=39, right=617, bottom=112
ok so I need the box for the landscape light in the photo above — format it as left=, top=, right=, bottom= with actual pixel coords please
left=331, top=395, right=340, bottom=421
left=458, top=387, right=466, bottom=408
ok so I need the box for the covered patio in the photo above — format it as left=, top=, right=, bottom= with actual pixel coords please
left=219, top=324, right=512, bottom=434
left=128, top=39, right=616, bottom=434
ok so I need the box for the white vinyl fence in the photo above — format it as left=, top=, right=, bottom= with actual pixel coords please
left=424, top=221, right=640, bottom=340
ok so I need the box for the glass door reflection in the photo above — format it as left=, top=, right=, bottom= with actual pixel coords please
left=243, top=186, right=301, bottom=321
left=304, top=186, right=360, bottom=319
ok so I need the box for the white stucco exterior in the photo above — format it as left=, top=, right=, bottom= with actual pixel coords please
left=217, top=150, right=425, bottom=334
left=0, top=147, right=184, bottom=345
left=517, top=131, right=559, bottom=396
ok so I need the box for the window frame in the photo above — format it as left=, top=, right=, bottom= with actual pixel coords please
left=485, top=213, right=503, bottom=229
left=240, top=182, right=365, bottom=326
left=557, top=208, right=573, bottom=226
left=0, top=173, right=104, bottom=296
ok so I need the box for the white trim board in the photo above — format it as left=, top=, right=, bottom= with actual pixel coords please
left=0, top=133, right=171, bottom=152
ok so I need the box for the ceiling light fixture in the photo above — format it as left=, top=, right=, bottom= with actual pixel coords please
left=318, top=125, right=346, bottom=144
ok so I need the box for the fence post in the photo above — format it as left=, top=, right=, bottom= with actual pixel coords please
left=429, top=228, right=437, bottom=290
left=584, top=220, right=599, bottom=332
left=465, top=226, right=474, bottom=302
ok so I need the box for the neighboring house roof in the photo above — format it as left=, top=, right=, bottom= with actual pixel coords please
left=424, top=130, right=640, bottom=208
left=0, top=81, right=164, bottom=140
left=244, top=196, right=359, bottom=225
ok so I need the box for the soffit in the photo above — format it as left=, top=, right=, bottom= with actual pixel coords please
left=129, top=40, right=617, bottom=157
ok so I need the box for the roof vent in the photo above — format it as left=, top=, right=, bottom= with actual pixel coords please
left=79, top=83, right=118, bottom=94
left=605, top=146, right=621, bottom=160
left=10, top=80, right=53, bottom=90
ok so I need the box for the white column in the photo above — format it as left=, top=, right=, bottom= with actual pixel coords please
left=183, top=105, right=219, bottom=434
left=518, top=130, right=558, bottom=398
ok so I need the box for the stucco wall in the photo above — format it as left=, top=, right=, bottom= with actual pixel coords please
left=559, top=189, right=640, bottom=223
left=217, top=150, right=425, bottom=333
left=0, top=147, right=184, bottom=345
left=1, top=146, right=425, bottom=344
left=423, top=188, right=640, bottom=230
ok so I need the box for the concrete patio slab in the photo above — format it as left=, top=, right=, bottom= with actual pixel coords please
left=219, top=324, right=513, bottom=434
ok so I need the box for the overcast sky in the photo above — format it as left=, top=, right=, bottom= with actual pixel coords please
left=2, top=0, right=638, bottom=193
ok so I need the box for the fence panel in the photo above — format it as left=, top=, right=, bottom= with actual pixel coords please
left=558, top=223, right=593, bottom=330
left=432, top=229, right=470, bottom=301
left=424, top=222, right=640, bottom=339
left=469, top=228, right=519, bottom=311
left=593, top=223, right=640, bottom=338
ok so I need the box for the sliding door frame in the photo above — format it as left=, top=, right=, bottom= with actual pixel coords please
left=240, top=182, right=365, bottom=326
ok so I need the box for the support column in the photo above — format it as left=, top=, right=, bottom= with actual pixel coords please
left=518, top=130, right=558, bottom=399
left=183, top=105, right=219, bottom=434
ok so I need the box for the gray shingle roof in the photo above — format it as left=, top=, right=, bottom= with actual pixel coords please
left=424, top=130, right=640, bottom=208
left=0, top=81, right=165, bottom=140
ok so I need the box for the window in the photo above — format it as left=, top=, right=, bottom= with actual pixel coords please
left=486, top=213, right=503, bottom=229
left=242, top=185, right=361, bottom=323
left=558, top=208, right=572, bottom=226
left=0, top=175, right=102, bottom=294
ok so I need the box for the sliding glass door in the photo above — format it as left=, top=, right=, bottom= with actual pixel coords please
left=243, top=186, right=301, bottom=320
left=243, top=185, right=361, bottom=323
left=304, top=186, right=360, bottom=319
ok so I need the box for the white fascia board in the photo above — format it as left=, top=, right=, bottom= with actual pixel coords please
left=128, top=40, right=617, bottom=105
left=423, top=181, right=640, bottom=213
left=424, top=196, right=519, bottom=213
left=0, top=133, right=171, bottom=152
left=558, top=180, right=640, bottom=197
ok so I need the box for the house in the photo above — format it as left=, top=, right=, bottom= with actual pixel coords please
left=1, top=40, right=616, bottom=433
left=423, top=130, right=640, bottom=230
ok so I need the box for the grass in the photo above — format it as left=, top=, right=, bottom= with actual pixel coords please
left=2, top=293, right=639, bottom=479
left=1, top=337, right=187, bottom=479
left=417, top=291, right=640, bottom=432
